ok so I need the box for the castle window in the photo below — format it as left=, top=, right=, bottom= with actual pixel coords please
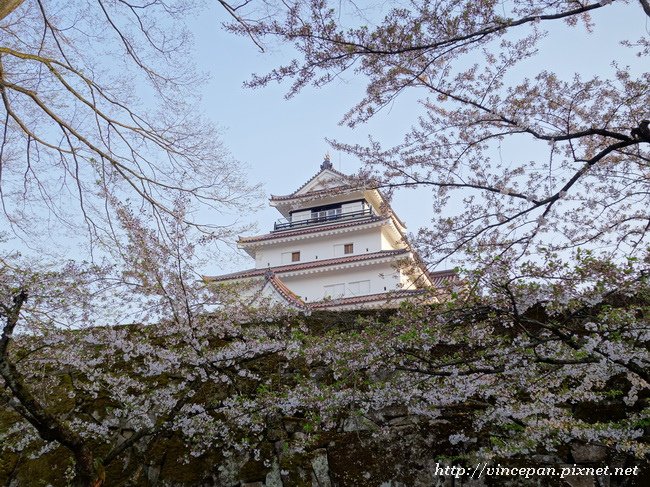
left=282, top=251, right=301, bottom=264
left=334, top=242, right=354, bottom=257
left=324, top=283, right=345, bottom=298
left=348, top=280, right=370, bottom=295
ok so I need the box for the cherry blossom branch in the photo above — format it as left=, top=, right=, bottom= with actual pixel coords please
left=0, top=289, right=99, bottom=485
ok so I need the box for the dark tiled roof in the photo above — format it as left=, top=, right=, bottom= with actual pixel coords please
left=263, top=271, right=309, bottom=310
left=270, top=185, right=362, bottom=202
left=310, top=289, right=426, bottom=309
left=426, top=269, right=460, bottom=287
left=207, top=249, right=410, bottom=282
left=239, top=216, right=387, bottom=244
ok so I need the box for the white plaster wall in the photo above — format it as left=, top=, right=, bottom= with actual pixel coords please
left=380, top=227, right=406, bottom=250
left=399, top=270, right=419, bottom=290
left=281, top=262, right=402, bottom=302
left=253, top=227, right=384, bottom=269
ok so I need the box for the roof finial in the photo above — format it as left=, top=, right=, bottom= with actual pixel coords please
left=320, top=153, right=333, bottom=170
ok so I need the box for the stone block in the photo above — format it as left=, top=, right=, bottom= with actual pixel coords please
left=571, top=443, right=608, bottom=463
left=311, top=449, right=331, bottom=487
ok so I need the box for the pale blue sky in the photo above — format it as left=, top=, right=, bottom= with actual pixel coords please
left=190, top=1, right=648, bottom=274
left=5, top=2, right=644, bottom=273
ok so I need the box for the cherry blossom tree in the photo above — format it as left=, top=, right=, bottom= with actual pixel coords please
left=220, top=3, right=650, bottom=474
left=263, top=252, right=649, bottom=475
left=227, top=0, right=650, bottom=265
left=0, top=1, right=260, bottom=248
left=0, top=4, right=296, bottom=485
left=0, top=205, right=296, bottom=486
left=0, top=5, right=276, bottom=480
left=2, top=1, right=648, bottom=484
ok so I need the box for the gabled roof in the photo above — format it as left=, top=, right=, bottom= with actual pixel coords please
left=270, top=156, right=359, bottom=202
left=265, top=157, right=409, bottom=237
left=206, top=249, right=410, bottom=282
left=259, top=270, right=310, bottom=311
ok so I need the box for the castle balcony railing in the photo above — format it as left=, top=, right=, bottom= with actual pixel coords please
left=273, top=208, right=373, bottom=232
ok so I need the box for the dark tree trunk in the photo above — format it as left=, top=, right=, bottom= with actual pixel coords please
left=1, top=289, right=102, bottom=486
left=71, top=447, right=102, bottom=487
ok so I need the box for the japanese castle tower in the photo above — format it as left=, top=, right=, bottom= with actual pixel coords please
left=209, top=157, right=455, bottom=311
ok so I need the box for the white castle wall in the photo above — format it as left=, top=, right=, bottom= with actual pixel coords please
left=281, top=262, right=403, bottom=302
left=253, top=227, right=385, bottom=269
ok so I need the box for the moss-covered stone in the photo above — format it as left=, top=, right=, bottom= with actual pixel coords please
left=1, top=310, right=648, bottom=486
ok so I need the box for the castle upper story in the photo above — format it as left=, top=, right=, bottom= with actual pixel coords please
left=208, top=156, right=456, bottom=311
